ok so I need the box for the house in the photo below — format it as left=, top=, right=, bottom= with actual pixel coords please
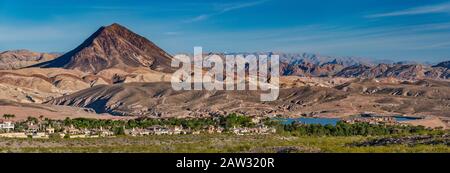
left=231, top=125, right=276, bottom=135
left=170, top=126, right=184, bottom=135
left=251, top=117, right=262, bottom=124
left=24, top=123, right=48, bottom=138
left=45, top=126, right=55, bottom=134
left=82, top=128, right=92, bottom=136
left=206, top=125, right=224, bottom=134
left=124, top=128, right=136, bottom=136
left=0, top=121, right=15, bottom=131
left=147, top=125, right=170, bottom=135
left=216, top=127, right=224, bottom=133
left=98, top=127, right=114, bottom=137
left=255, top=125, right=276, bottom=134
left=64, top=125, right=81, bottom=135
left=125, top=128, right=150, bottom=136
left=231, top=126, right=249, bottom=135
left=206, top=125, right=216, bottom=134
left=343, top=115, right=397, bottom=125
left=26, top=124, right=39, bottom=135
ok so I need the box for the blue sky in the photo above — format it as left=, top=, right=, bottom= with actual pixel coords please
left=1, top=0, right=450, bottom=62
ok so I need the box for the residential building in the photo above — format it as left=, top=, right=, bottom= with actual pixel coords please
left=0, top=121, right=14, bottom=131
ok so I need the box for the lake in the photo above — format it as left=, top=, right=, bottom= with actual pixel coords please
left=394, top=116, right=422, bottom=122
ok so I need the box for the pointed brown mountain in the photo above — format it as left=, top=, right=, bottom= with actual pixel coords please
left=34, top=23, right=174, bottom=73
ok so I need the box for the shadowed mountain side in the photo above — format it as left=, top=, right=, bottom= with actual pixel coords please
left=45, top=82, right=348, bottom=117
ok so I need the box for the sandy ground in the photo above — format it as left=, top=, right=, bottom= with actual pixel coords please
left=401, top=116, right=449, bottom=130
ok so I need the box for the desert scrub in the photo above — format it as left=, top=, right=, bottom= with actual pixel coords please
left=0, top=134, right=448, bottom=153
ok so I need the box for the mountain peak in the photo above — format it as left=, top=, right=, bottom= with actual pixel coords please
left=33, top=23, right=174, bottom=73
left=101, top=23, right=129, bottom=32
left=108, top=22, right=122, bottom=27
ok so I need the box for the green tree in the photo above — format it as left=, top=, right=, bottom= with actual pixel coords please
left=2, top=114, right=15, bottom=120
left=113, top=126, right=125, bottom=135
left=26, top=116, right=38, bottom=123
left=220, top=113, right=254, bottom=129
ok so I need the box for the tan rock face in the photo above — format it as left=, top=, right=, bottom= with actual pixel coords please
left=0, top=65, right=173, bottom=104
left=0, top=69, right=87, bottom=103
left=0, top=50, right=60, bottom=70
left=279, top=76, right=353, bottom=88
left=0, top=83, right=55, bottom=103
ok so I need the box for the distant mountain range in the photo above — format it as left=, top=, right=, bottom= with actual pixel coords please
left=4, top=48, right=448, bottom=80
left=197, top=52, right=449, bottom=80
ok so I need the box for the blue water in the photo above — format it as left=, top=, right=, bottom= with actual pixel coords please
left=394, top=117, right=421, bottom=122
left=276, top=118, right=341, bottom=126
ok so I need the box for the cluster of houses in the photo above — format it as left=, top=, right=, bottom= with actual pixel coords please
left=0, top=119, right=278, bottom=139
left=125, top=125, right=188, bottom=136
left=0, top=122, right=116, bottom=139
left=58, top=125, right=115, bottom=138
left=125, top=125, right=226, bottom=136
left=342, top=114, right=398, bottom=125
left=230, top=125, right=277, bottom=135
left=124, top=125, right=276, bottom=136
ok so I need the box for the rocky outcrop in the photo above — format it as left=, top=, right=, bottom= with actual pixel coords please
left=335, top=64, right=448, bottom=80
left=0, top=50, right=59, bottom=70
left=45, top=82, right=348, bottom=117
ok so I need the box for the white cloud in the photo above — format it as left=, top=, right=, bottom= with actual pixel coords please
left=366, top=2, right=450, bottom=18
left=164, top=31, right=181, bottom=36
left=185, top=14, right=210, bottom=23
left=220, top=0, right=269, bottom=12
left=184, top=0, right=269, bottom=23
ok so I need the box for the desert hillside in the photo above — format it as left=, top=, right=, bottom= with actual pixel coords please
left=0, top=50, right=60, bottom=70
